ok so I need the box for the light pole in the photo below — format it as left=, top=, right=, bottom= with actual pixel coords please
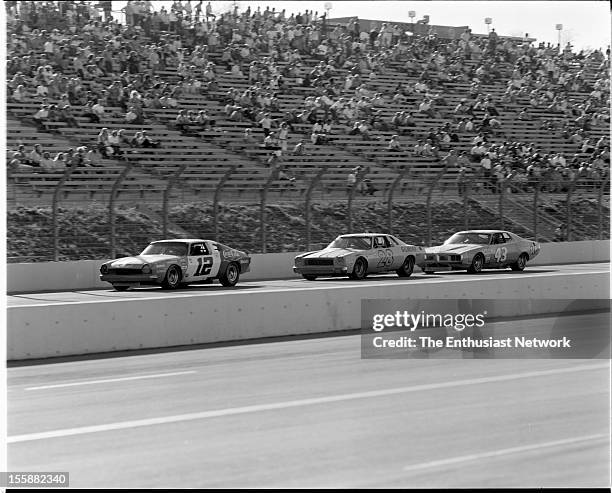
left=555, top=24, right=563, bottom=52
left=484, top=17, right=492, bottom=33
left=324, top=2, right=332, bottom=19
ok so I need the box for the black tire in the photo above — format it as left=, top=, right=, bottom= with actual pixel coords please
left=219, top=262, right=240, bottom=287
left=348, top=257, right=368, bottom=280
left=302, top=274, right=318, bottom=281
left=161, top=265, right=182, bottom=289
left=113, top=285, right=129, bottom=291
left=511, top=253, right=528, bottom=271
left=467, top=253, right=484, bottom=274
left=396, top=256, right=415, bottom=277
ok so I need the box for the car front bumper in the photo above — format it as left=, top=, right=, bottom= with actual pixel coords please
left=100, top=274, right=160, bottom=285
left=293, top=266, right=349, bottom=276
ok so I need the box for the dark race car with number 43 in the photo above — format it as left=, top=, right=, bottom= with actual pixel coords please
left=100, top=239, right=251, bottom=291
left=420, top=230, right=540, bottom=274
left=293, top=233, right=425, bottom=280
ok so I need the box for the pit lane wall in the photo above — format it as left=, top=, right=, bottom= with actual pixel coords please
left=7, top=271, right=610, bottom=360
left=6, top=240, right=611, bottom=294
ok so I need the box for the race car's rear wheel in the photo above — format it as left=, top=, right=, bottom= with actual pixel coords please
left=348, top=257, right=368, bottom=280
left=396, top=256, right=415, bottom=277
left=162, top=265, right=182, bottom=289
left=511, top=253, right=528, bottom=271
left=467, top=253, right=484, bottom=274
left=112, top=285, right=129, bottom=292
left=302, top=274, right=318, bottom=281
left=219, top=262, right=240, bottom=287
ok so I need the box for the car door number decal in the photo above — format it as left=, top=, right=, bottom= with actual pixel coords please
left=194, top=256, right=213, bottom=276
left=494, top=247, right=507, bottom=262
left=377, top=249, right=394, bottom=267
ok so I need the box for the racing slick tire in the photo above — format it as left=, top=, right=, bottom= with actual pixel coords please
left=161, top=265, right=182, bottom=289
left=396, top=256, right=415, bottom=277
left=112, top=285, right=129, bottom=291
left=467, top=253, right=484, bottom=274
left=302, top=274, right=318, bottom=281
left=348, top=257, right=368, bottom=280
left=511, top=253, right=528, bottom=271
left=219, top=262, right=240, bottom=287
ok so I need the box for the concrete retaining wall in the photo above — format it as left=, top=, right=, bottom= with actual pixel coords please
left=6, top=240, right=611, bottom=294
left=7, top=271, right=609, bottom=360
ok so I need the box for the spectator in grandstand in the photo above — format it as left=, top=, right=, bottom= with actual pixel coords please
left=259, top=112, right=274, bottom=136
left=346, top=167, right=358, bottom=192
left=32, top=104, right=50, bottom=130
left=12, top=84, right=27, bottom=102
left=7, top=152, right=34, bottom=172
left=292, top=141, right=306, bottom=155
left=59, top=105, right=79, bottom=127
left=387, top=135, right=403, bottom=152
left=27, top=144, right=44, bottom=167
left=39, top=151, right=58, bottom=171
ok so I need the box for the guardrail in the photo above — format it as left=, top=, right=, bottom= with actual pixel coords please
left=7, top=270, right=609, bottom=360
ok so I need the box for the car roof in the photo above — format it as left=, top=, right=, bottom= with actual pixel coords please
left=338, top=233, right=391, bottom=238
left=455, top=230, right=511, bottom=235
left=150, top=239, right=211, bottom=244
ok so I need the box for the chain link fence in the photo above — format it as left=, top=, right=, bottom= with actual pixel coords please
left=7, top=169, right=610, bottom=262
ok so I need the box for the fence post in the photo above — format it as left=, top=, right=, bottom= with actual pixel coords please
left=260, top=170, right=276, bottom=253
left=565, top=174, right=581, bottom=242
left=304, top=168, right=325, bottom=250
left=347, top=172, right=366, bottom=234
left=498, top=177, right=505, bottom=230
left=162, top=163, right=188, bottom=238
left=533, top=178, right=540, bottom=242
left=108, top=162, right=133, bottom=259
left=597, top=177, right=609, bottom=240
left=213, top=165, right=237, bottom=243
left=461, top=174, right=470, bottom=231
left=425, top=164, right=450, bottom=246
left=387, top=168, right=408, bottom=235
left=51, top=161, right=79, bottom=261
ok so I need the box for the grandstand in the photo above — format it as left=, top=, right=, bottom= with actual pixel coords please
left=5, top=1, right=610, bottom=261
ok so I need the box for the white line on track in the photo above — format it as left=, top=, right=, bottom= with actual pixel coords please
left=24, top=371, right=197, bottom=390
left=402, top=433, right=610, bottom=472
left=8, top=362, right=607, bottom=443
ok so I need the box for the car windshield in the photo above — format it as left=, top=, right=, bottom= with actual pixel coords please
left=141, top=242, right=188, bottom=256
left=328, top=236, right=372, bottom=250
left=444, top=233, right=491, bottom=245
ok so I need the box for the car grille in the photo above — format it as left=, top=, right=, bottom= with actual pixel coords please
left=305, top=258, right=334, bottom=266
left=109, top=268, right=142, bottom=275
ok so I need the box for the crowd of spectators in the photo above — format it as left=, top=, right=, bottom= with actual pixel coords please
left=5, top=0, right=610, bottom=197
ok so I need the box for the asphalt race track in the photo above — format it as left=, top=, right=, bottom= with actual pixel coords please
left=7, top=262, right=611, bottom=487
left=7, top=262, right=609, bottom=305
left=7, top=318, right=610, bottom=488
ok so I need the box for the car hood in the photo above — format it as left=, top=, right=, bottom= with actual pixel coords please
left=426, top=244, right=484, bottom=255
left=109, top=254, right=182, bottom=266
left=302, top=248, right=359, bottom=258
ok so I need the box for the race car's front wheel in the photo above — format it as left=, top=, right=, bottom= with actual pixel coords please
left=302, top=274, right=318, bottom=281
left=396, top=256, right=415, bottom=277
left=467, top=253, right=484, bottom=274
left=113, top=285, right=129, bottom=291
left=219, top=262, right=240, bottom=287
left=162, top=265, right=182, bottom=289
left=348, top=257, right=368, bottom=280
left=511, top=253, right=528, bottom=271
